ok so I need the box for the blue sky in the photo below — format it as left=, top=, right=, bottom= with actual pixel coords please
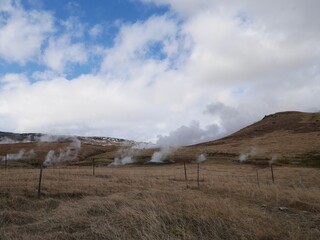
left=24, top=0, right=169, bottom=23
left=1, top=0, right=170, bottom=79
left=0, top=0, right=319, bottom=145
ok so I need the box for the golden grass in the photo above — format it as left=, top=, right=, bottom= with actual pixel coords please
left=1, top=163, right=320, bottom=239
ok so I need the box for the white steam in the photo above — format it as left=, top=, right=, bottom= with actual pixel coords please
left=156, top=121, right=219, bottom=147
left=155, top=102, right=252, bottom=148
left=0, top=136, right=35, bottom=144
left=150, top=152, right=165, bottom=163
left=37, top=134, right=71, bottom=143
left=108, top=156, right=134, bottom=167
left=239, top=153, right=248, bottom=163
left=149, top=148, right=174, bottom=163
left=2, top=149, right=36, bottom=161
left=7, top=150, right=25, bottom=161
left=239, top=147, right=257, bottom=163
left=204, top=102, right=250, bottom=137
left=0, top=137, right=17, bottom=144
left=195, top=153, right=207, bottom=163
left=43, top=138, right=81, bottom=166
left=132, top=142, right=156, bottom=149
left=269, top=155, right=277, bottom=165
left=239, top=153, right=249, bottom=162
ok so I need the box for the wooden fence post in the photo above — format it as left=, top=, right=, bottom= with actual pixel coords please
left=197, top=163, right=200, bottom=188
left=270, top=163, right=275, bottom=183
left=4, top=154, right=7, bottom=170
left=92, top=158, right=95, bottom=176
left=38, top=163, right=44, bottom=198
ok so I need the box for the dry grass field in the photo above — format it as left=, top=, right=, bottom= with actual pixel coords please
left=1, top=163, right=319, bottom=240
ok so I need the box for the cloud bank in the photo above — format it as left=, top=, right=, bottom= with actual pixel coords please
left=0, top=0, right=319, bottom=146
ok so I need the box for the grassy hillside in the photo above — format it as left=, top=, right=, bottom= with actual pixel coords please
left=176, top=112, right=320, bottom=166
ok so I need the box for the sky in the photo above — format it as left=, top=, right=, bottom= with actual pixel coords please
left=0, top=0, right=319, bottom=146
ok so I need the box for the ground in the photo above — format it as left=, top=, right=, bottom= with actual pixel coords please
left=1, top=163, right=319, bottom=240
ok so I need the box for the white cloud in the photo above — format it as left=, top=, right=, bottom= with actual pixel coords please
left=0, top=0, right=54, bottom=64
left=89, top=24, right=103, bottom=38
left=0, top=73, right=29, bottom=91
left=60, top=17, right=85, bottom=38
left=0, top=0, right=319, bottom=145
left=180, top=3, right=320, bottom=87
left=42, top=35, right=88, bottom=73
left=0, top=73, right=167, bottom=139
left=100, top=15, right=183, bottom=76
left=0, top=0, right=15, bottom=12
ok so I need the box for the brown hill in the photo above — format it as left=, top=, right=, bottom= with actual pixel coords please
left=175, top=111, right=320, bottom=166
left=222, top=111, right=320, bottom=139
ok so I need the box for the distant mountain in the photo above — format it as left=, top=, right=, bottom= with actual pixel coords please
left=0, top=131, right=42, bottom=143
left=0, top=131, right=134, bottom=145
left=78, top=136, right=135, bottom=145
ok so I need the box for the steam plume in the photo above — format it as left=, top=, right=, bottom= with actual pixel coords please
left=2, top=149, right=36, bottom=161
left=239, top=147, right=257, bottom=162
left=149, top=148, right=174, bottom=163
left=108, top=156, right=134, bottom=167
left=155, top=121, right=219, bottom=147
left=195, top=153, right=207, bottom=163
left=43, top=138, right=81, bottom=166
left=239, top=153, right=248, bottom=163
left=269, top=155, right=277, bottom=165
